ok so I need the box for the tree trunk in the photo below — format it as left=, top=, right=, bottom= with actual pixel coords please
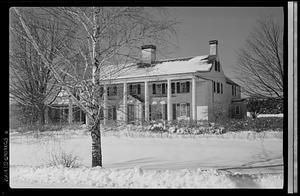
left=90, top=118, right=102, bottom=167
left=39, top=108, right=45, bottom=125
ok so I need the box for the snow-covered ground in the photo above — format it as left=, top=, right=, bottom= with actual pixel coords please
left=246, top=112, right=283, bottom=118
left=9, top=129, right=283, bottom=188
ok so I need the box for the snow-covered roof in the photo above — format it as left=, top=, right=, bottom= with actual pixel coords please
left=225, top=77, right=240, bottom=86
left=100, top=55, right=213, bottom=80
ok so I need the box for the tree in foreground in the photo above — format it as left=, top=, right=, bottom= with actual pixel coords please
left=12, top=7, right=177, bottom=167
left=235, top=17, right=283, bottom=101
left=9, top=9, right=76, bottom=125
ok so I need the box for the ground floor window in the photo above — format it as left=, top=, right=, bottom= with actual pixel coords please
left=173, top=103, right=190, bottom=120
left=149, top=103, right=167, bottom=121
left=99, top=106, right=117, bottom=121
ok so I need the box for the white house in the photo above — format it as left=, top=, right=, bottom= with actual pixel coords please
left=99, top=40, right=246, bottom=124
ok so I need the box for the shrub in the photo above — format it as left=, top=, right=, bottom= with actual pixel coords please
left=215, top=117, right=283, bottom=132
left=49, top=150, right=80, bottom=168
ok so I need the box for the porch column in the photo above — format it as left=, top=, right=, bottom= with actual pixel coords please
left=167, top=79, right=172, bottom=121
left=68, top=97, right=73, bottom=125
left=123, top=82, right=128, bottom=123
left=103, top=84, right=108, bottom=125
left=192, top=77, right=197, bottom=120
left=144, top=81, right=149, bottom=121
left=85, top=113, right=90, bottom=125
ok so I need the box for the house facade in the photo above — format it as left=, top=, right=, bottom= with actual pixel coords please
left=99, top=40, right=246, bottom=125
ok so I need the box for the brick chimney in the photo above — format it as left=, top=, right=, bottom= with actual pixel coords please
left=141, top=45, right=156, bottom=64
left=209, top=40, right=218, bottom=56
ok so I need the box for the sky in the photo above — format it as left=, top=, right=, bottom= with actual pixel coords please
left=160, top=7, right=283, bottom=83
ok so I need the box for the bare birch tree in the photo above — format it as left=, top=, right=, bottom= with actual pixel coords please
left=11, top=7, right=177, bottom=167
left=235, top=17, right=283, bottom=101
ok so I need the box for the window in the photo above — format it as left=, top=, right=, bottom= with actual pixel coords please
left=181, top=82, right=186, bottom=93
left=171, top=83, right=175, bottom=94
left=157, top=84, right=162, bottom=94
left=221, top=83, right=223, bottom=94
left=232, top=85, right=234, bottom=96
left=152, top=83, right=167, bottom=95
left=213, top=81, right=215, bottom=93
left=173, top=103, right=191, bottom=119
left=173, top=81, right=190, bottom=94
left=217, top=82, right=220, bottom=94
left=129, top=84, right=141, bottom=95
left=180, top=103, right=187, bottom=116
left=235, top=106, right=240, bottom=115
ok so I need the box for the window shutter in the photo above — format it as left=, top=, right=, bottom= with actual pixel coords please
left=149, top=105, right=152, bottom=120
left=186, top=81, right=190, bottom=93
left=129, top=84, right=133, bottom=94
left=164, top=104, right=167, bottom=120
left=162, top=83, right=166, bottom=94
left=187, top=103, right=190, bottom=117
left=138, top=84, right=141, bottom=95
left=152, top=84, right=156, bottom=94
left=221, top=83, right=223, bottom=94
left=172, top=104, right=176, bottom=120
left=171, top=83, right=175, bottom=94
left=176, top=82, right=180, bottom=93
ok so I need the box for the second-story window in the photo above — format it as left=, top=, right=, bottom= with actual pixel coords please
left=176, top=81, right=190, bottom=94
left=129, top=84, right=141, bottom=95
left=152, top=83, right=167, bottom=95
